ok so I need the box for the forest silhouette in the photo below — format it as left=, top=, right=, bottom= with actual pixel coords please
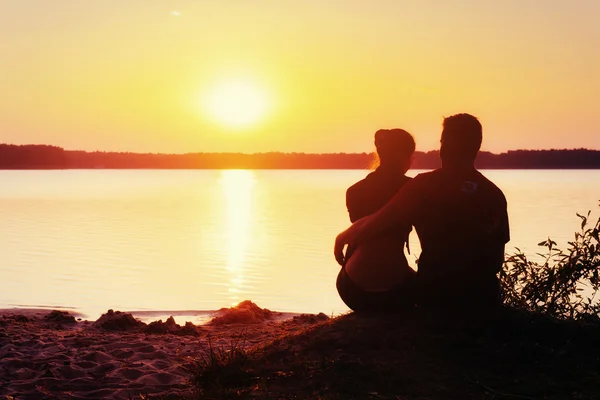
left=2, top=143, right=600, bottom=169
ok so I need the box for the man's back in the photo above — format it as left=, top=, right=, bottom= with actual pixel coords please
left=406, top=167, right=509, bottom=301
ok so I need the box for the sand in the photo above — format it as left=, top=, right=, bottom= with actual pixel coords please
left=0, top=301, right=329, bottom=399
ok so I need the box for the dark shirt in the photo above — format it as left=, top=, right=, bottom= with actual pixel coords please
left=396, top=167, right=510, bottom=286
left=346, top=166, right=412, bottom=241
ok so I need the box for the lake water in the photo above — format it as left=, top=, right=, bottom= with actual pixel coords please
left=1, top=169, right=599, bottom=321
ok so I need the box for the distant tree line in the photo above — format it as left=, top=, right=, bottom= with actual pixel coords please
left=0, top=144, right=68, bottom=169
left=2, top=144, right=600, bottom=169
left=475, top=149, right=600, bottom=169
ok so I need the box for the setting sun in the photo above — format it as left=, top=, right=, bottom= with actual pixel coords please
left=202, top=79, right=271, bottom=129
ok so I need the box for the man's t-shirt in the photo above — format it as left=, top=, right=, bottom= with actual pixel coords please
left=394, top=167, right=509, bottom=288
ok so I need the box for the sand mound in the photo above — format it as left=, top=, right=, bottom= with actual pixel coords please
left=209, top=300, right=274, bottom=325
left=146, top=317, right=201, bottom=336
left=92, top=310, right=202, bottom=336
left=1, top=314, right=29, bottom=324
left=290, top=313, right=330, bottom=325
left=92, top=309, right=146, bottom=331
left=44, top=310, right=77, bottom=324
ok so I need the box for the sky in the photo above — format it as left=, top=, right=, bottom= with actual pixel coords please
left=1, top=0, right=599, bottom=154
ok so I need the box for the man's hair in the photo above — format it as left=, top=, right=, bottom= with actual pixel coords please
left=441, top=113, right=482, bottom=162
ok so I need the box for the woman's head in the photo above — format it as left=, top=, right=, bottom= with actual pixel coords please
left=373, top=128, right=415, bottom=171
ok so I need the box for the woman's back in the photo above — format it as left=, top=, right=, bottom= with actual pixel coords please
left=346, top=166, right=411, bottom=223
left=344, top=166, right=414, bottom=291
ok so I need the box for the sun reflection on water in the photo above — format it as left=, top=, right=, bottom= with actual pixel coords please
left=219, top=170, right=255, bottom=305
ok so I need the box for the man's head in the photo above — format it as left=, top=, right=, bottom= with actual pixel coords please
left=440, top=113, right=482, bottom=166
left=374, top=128, right=415, bottom=172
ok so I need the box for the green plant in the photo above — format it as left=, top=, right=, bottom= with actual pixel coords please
left=500, top=202, right=600, bottom=320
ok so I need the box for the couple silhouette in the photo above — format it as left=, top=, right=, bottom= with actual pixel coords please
left=335, top=113, right=510, bottom=314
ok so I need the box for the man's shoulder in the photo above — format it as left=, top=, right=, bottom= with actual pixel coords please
left=414, top=168, right=447, bottom=178
left=410, top=169, right=444, bottom=185
left=412, top=168, right=506, bottom=202
left=474, top=170, right=507, bottom=203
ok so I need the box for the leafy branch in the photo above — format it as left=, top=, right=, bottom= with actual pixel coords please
left=500, top=202, right=600, bottom=320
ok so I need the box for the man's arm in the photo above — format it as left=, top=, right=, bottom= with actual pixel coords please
left=477, top=198, right=510, bottom=277
left=334, top=179, right=420, bottom=266
left=488, top=201, right=510, bottom=275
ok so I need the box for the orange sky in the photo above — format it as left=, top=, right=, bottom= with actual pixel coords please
left=1, top=1, right=599, bottom=154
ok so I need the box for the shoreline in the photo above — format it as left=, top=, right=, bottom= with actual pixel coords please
left=0, top=307, right=305, bottom=326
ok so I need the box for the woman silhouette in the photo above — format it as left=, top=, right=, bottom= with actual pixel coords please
left=336, top=128, right=416, bottom=312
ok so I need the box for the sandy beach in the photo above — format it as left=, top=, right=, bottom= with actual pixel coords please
left=0, top=301, right=329, bottom=399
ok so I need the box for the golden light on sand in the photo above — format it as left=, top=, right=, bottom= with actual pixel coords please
left=202, top=79, right=271, bottom=129
left=219, top=170, right=256, bottom=304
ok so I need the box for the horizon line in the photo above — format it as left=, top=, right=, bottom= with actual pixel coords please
left=2, top=143, right=600, bottom=156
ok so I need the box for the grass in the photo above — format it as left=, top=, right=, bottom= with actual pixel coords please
left=185, top=334, right=255, bottom=397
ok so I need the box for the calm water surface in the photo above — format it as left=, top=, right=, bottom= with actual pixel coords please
left=1, top=169, right=599, bottom=320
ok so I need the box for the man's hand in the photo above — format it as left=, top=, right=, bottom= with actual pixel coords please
left=334, top=212, right=388, bottom=266
left=334, top=231, right=348, bottom=266
left=334, top=217, right=369, bottom=266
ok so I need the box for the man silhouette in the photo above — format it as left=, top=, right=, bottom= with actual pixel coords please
left=334, top=113, right=510, bottom=310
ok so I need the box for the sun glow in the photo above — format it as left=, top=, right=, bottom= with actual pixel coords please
left=202, top=79, right=271, bottom=129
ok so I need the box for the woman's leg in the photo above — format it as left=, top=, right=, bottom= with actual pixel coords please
left=336, top=267, right=371, bottom=313
left=337, top=267, right=416, bottom=313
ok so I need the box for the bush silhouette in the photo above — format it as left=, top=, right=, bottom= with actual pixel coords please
left=500, top=202, right=600, bottom=320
